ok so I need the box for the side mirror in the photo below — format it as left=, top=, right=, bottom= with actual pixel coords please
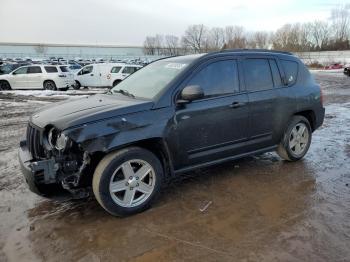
left=178, top=85, right=204, bottom=104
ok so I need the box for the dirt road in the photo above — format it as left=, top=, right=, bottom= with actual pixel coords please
left=0, top=74, right=349, bottom=261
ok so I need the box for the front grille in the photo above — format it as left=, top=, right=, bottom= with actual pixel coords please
left=26, top=124, right=45, bottom=159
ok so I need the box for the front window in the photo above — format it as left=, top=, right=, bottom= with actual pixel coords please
left=81, top=66, right=93, bottom=75
left=13, top=67, right=28, bottom=75
left=111, top=66, right=122, bottom=73
left=111, top=60, right=188, bottom=99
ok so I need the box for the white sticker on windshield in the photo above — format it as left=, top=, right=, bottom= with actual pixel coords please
left=165, top=63, right=187, bottom=69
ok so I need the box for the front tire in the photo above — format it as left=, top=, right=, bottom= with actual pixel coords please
left=113, top=80, right=121, bottom=87
left=73, top=81, right=81, bottom=90
left=92, top=147, right=164, bottom=216
left=0, top=80, right=11, bottom=90
left=277, top=116, right=312, bottom=161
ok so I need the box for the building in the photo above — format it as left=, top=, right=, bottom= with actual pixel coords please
left=0, top=42, right=158, bottom=60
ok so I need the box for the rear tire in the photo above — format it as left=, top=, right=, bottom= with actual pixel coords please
left=44, top=80, right=57, bottom=91
left=73, top=81, right=81, bottom=90
left=277, top=116, right=312, bottom=161
left=0, top=80, right=11, bottom=90
left=93, top=147, right=164, bottom=217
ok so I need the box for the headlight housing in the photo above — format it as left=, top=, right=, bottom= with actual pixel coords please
left=48, top=127, right=69, bottom=150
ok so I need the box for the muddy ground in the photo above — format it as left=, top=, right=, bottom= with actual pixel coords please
left=0, top=73, right=349, bottom=262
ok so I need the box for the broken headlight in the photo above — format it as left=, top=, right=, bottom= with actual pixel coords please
left=48, top=128, right=69, bottom=151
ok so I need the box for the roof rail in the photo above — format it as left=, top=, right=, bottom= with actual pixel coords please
left=219, top=48, right=294, bottom=55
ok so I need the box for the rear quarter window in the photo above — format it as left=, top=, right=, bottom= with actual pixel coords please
left=281, top=60, right=298, bottom=85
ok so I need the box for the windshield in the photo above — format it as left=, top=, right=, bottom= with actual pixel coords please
left=110, top=60, right=188, bottom=99
left=0, top=64, right=18, bottom=74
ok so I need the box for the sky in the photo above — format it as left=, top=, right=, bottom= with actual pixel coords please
left=0, top=0, right=345, bottom=46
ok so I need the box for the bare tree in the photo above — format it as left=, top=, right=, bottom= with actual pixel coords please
left=309, top=20, right=330, bottom=50
left=154, top=34, right=164, bottom=55
left=143, top=36, right=157, bottom=55
left=207, top=27, right=225, bottom=50
left=247, top=31, right=270, bottom=49
left=181, top=24, right=208, bottom=53
left=331, top=4, right=350, bottom=42
left=164, top=35, right=179, bottom=56
left=224, top=26, right=247, bottom=48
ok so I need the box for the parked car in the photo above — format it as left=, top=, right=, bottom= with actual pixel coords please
left=18, top=50, right=325, bottom=216
left=74, top=63, right=142, bottom=89
left=0, top=65, right=75, bottom=90
left=0, top=62, right=31, bottom=75
left=324, top=63, right=343, bottom=70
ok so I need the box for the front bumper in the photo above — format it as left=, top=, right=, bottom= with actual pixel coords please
left=18, top=139, right=57, bottom=195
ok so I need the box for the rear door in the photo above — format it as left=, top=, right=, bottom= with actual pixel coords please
left=242, top=56, right=279, bottom=149
left=27, top=66, right=43, bottom=88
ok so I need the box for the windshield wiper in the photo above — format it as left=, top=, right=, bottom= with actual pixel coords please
left=113, top=89, right=135, bottom=98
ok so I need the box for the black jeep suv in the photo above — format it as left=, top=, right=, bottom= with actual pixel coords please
left=19, top=50, right=325, bottom=216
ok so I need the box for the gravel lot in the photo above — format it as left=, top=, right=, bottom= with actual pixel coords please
left=0, top=73, right=349, bottom=262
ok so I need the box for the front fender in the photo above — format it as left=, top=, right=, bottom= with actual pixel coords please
left=64, top=107, right=173, bottom=153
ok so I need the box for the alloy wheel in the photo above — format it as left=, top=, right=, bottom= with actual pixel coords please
left=289, top=122, right=309, bottom=156
left=109, top=159, right=156, bottom=208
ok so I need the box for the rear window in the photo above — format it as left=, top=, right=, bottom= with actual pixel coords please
left=281, top=60, right=298, bottom=85
left=44, top=66, right=58, bottom=73
left=59, top=66, right=69, bottom=72
left=111, top=66, right=122, bottom=73
left=27, top=66, right=42, bottom=74
left=243, top=59, right=274, bottom=91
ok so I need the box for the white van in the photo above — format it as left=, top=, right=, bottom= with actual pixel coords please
left=74, top=63, right=142, bottom=89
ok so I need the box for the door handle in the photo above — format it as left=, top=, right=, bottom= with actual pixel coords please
left=229, top=102, right=246, bottom=108
left=90, top=73, right=94, bottom=76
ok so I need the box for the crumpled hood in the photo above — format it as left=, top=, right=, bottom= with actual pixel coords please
left=30, top=94, right=154, bottom=130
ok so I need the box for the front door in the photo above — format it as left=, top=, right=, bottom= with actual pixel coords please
left=10, top=66, right=28, bottom=89
left=78, top=65, right=94, bottom=87
left=172, top=59, right=249, bottom=169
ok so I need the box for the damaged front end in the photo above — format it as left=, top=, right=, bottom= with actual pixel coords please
left=19, top=123, right=91, bottom=198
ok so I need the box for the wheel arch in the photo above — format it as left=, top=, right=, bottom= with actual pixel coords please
left=89, top=137, right=174, bottom=180
left=112, top=79, right=122, bottom=86
left=294, top=110, right=316, bottom=131
left=0, top=79, right=11, bottom=89
left=43, top=79, right=56, bottom=86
